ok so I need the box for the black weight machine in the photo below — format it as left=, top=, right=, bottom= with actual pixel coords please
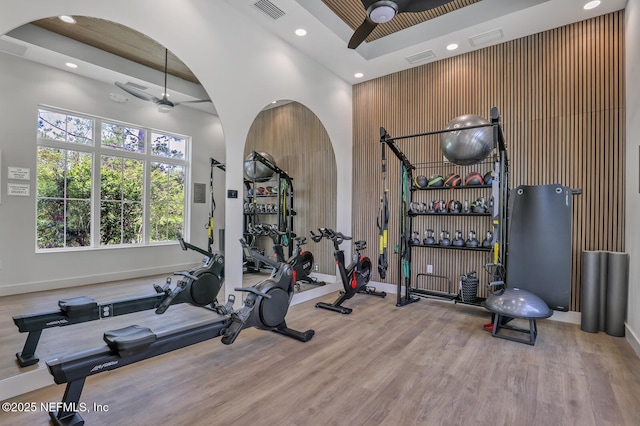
left=12, top=238, right=224, bottom=367
left=380, top=107, right=509, bottom=307
left=45, top=239, right=314, bottom=426
left=310, top=228, right=386, bottom=314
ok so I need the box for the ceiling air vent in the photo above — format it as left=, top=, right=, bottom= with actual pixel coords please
left=468, top=28, right=504, bottom=47
left=253, top=0, right=286, bottom=20
left=405, top=49, right=436, bottom=65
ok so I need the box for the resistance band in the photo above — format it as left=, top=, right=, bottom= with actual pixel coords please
left=207, top=159, right=217, bottom=253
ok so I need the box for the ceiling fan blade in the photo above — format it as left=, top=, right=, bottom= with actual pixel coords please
left=403, top=0, right=454, bottom=13
left=348, top=18, right=378, bottom=49
left=173, top=99, right=212, bottom=106
left=115, top=82, right=159, bottom=103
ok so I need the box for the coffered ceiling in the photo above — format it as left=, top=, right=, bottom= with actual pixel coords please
left=0, top=0, right=628, bottom=115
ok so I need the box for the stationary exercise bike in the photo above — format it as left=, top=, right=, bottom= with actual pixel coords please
left=46, top=238, right=313, bottom=426
left=310, top=228, right=386, bottom=314
left=12, top=237, right=225, bottom=367
left=260, top=224, right=325, bottom=291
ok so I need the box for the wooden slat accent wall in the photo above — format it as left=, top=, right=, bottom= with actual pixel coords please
left=245, top=102, right=337, bottom=275
left=352, top=12, right=625, bottom=311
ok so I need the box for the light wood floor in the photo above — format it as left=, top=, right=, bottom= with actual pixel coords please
left=2, top=283, right=640, bottom=425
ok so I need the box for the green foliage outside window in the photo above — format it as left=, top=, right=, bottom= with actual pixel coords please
left=36, top=108, right=188, bottom=250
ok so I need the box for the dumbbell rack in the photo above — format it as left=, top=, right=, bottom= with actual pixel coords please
left=380, top=107, right=509, bottom=308
left=243, top=151, right=295, bottom=262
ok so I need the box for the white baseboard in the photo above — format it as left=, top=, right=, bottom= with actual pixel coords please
left=0, top=263, right=196, bottom=297
left=626, top=324, right=640, bottom=358
left=0, top=366, right=54, bottom=402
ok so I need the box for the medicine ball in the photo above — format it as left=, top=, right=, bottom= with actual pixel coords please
left=465, top=171, right=484, bottom=186
left=483, top=171, right=493, bottom=185
left=428, top=174, right=444, bottom=187
left=413, top=175, right=429, bottom=189
left=444, top=173, right=462, bottom=187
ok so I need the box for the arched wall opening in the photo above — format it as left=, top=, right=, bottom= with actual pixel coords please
left=244, top=101, right=337, bottom=282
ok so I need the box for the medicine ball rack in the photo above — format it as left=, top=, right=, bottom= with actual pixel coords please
left=243, top=151, right=295, bottom=263
left=380, top=107, right=509, bottom=308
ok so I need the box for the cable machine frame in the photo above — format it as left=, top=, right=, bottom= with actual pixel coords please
left=380, top=107, right=510, bottom=307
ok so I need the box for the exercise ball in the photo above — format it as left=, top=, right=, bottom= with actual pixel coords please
left=440, top=114, right=493, bottom=166
left=244, top=152, right=277, bottom=182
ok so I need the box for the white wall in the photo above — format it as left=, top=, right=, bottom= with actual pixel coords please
left=0, top=0, right=353, bottom=299
left=0, top=51, right=225, bottom=294
left=625, top=0, right=640, bottom=355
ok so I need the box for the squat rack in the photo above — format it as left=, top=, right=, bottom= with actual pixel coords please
left=380, top=107, right=510, bottom=307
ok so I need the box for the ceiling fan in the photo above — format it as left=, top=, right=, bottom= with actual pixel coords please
left=115, top=48, right=211, bottom=113
left=348, top=0, right=455, bottom=49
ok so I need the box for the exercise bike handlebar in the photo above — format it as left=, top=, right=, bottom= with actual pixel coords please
left=310, top=228, right=352, bottom=245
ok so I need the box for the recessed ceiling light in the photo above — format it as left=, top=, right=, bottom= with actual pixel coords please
left=583, top=1, right=601, bottom=10
left=65, top=62, right=78, bottom=69
left=59, top=15, right=76, bottom=24
left=271, top=100, right=277, bottom=104
left=446, top=43, right=459, bottom=51
left=295, top=28, right=307, bottom=37
left=354, top=72, right=364, bottom=78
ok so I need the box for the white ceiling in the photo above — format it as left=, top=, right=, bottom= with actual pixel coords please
left=0, top=0, right=628, bottom=114
left=228, top=0, right=627, bottom=84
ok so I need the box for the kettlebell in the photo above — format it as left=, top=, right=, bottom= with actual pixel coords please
left=411, top=231, right=421, bottom=245
left=466, top=230, right=479, bottom=248
left=432, top=200, right=447, bottom=214
left=471, top=197, right=487, bottom=214
left=439, top=230, right=451, bottom=246
left=463, top=200, right=471, bottom=214
left=423, top=229, right=436, bottom=245
left=452, top=230, right=466, bottom=247
left=482, top=230, right=493, bottom=248
left=448, top=200, right=462, bottom=214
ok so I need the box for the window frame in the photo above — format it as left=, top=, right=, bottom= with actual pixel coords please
left=35, top=106, right=191, bottom=252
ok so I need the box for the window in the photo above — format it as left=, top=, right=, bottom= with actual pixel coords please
left=36, top=107, right=190, bottom=250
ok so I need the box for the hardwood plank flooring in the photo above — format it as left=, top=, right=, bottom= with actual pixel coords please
left=2, top=288, right=640, bottom=425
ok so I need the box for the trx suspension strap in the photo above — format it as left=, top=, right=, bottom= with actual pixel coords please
left=207, top=158, right=225, bottom=253
left=377, top=142, right=389, bottom=280
left=207, top=159, right=216, bottom=253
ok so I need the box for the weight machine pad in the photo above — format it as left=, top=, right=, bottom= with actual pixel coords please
left=104, top=325, right=157, bottom=356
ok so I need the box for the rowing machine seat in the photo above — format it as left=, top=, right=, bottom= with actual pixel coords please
left=104, top=325, right=157, bottom=357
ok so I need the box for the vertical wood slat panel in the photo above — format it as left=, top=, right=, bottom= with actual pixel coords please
left=245, top=102, right=337, bottom=275
left=352, top=12, right=625, bottom=311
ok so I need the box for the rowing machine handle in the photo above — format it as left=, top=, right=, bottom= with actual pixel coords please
left=221, top=287, right=272, bottom=345
left=155, top=281, right=187, bottom=314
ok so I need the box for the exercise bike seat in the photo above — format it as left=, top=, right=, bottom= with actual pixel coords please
left=104, top=325, right=157, bottom=357
left=58, top=296, right=98, bottom=318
